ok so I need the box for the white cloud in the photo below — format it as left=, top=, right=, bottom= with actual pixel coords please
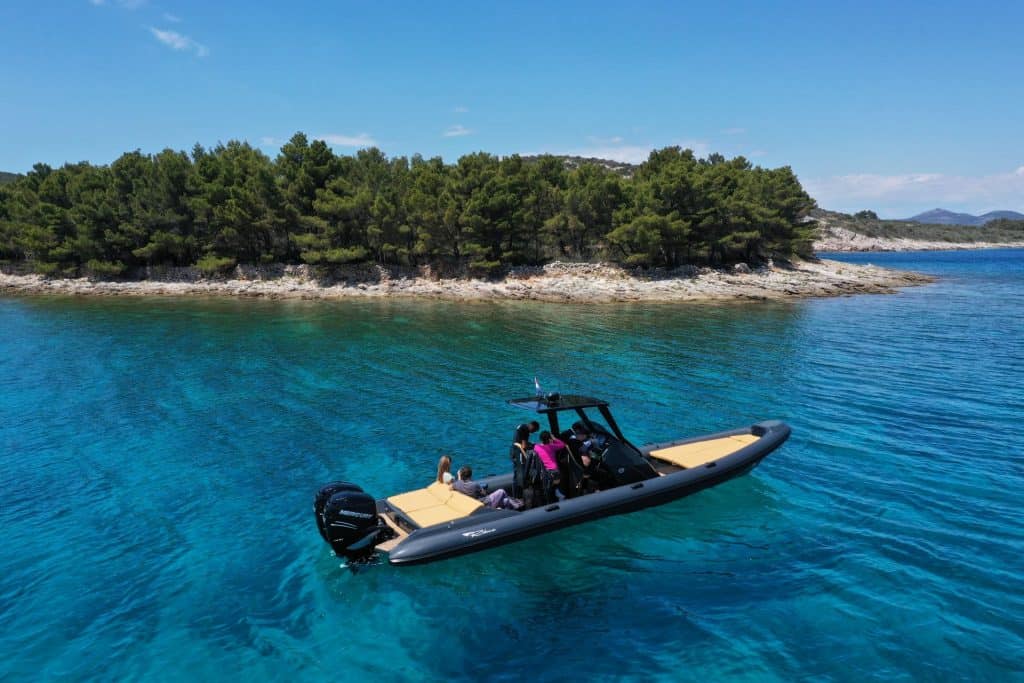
left=316, top=133, right=377, bottom=147
left=259, top=136, right=281, bottom=148
left=443, top=124, right=473, bottom=138
left=90, top=0, right=147, bottom=7
left=453, top=106, right=469, bottom=113
left=162, top=12, right=181, bottom=22
left=149, top=27, right=208, bottom=57
left=803, top=167, right=1024, bottom=215
left=586, top=135, right=625, bottom=145
left=721, top=127, right=746, bottom=135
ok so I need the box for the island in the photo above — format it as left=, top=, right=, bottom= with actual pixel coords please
left=11, top=135, right=1018, bottom=302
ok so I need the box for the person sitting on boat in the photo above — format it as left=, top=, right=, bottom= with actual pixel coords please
left=436, top=454, right=454, bottom=485
left=565, top=422, right=605, bottom=495
left=452, top=466, right=522, bottom=510
left=575, top=423, right=616, bottom=491
left=533, top=431, right=565, bottom=501
left=568, top=422, right=591, bottom=465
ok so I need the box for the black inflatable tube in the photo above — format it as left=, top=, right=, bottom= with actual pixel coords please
left=385, top=420, right=790, bottom=566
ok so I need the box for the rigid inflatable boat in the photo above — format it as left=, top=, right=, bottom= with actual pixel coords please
left=314, top=393, right=790, bottom=566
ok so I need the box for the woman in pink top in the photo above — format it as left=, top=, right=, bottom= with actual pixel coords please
left=534, top=431, right=565, bottom=471
left=532, top=431, right=565, bottom=503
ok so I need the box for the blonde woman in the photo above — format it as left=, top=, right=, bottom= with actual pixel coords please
left=436, top=455, right=454, bottom=485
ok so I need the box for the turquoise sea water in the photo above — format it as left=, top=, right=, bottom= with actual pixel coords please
left=1, top=250, right=1022, bottom=681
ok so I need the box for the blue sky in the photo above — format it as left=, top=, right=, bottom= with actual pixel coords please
left=2, top=1, right=1022, bottom=217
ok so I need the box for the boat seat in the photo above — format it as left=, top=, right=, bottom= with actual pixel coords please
left=649, top=434, right=759, bottom=469
left=386, top=482, right=484, bottom=528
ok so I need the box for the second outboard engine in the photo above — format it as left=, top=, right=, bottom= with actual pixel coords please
left=314, top=482, right=386, bottom=560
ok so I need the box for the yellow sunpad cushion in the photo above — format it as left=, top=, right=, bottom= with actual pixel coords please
left=649, top=434, right=759, bottom=469
left=387, top=481, right=483, bottom=527
left=446, top=492, right=484, bottom=515
left=387, top=482, right=450, bottom=512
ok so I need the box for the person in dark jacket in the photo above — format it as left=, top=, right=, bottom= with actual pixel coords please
left=510, top=423, right=532, bottom=498
left=566, top=422, right=604, bottom=495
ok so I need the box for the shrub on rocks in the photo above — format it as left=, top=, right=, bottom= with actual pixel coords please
left=84, top=259, right=126, bottom=279
left=195, top=255, right=237, bottom=277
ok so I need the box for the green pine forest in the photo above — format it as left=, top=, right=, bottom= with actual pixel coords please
left=0, top=133, right=818, bottom=278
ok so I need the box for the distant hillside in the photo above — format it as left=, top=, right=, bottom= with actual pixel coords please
left=520, top=155, right=638, bottom=177
left=905, top=208, right=1024, bottom=226
left=975, top=210, right=1024, bottom=223
left=813, top=208, right=1024, bottom=248
left=0, top=171, right=22, bottom=185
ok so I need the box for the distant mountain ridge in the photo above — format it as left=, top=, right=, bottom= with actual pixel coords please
left=0, top=171, right=22, bottom=185
left=905, top=208, right=1024, bottom=226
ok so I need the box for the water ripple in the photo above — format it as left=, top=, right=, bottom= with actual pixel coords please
left=1, top=250, right=1023, bottom=680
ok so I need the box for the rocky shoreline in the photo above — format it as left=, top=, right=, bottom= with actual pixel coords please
left=0, top=259, right=933, bottom=303
left=812, top=226, right=1024, bottom=253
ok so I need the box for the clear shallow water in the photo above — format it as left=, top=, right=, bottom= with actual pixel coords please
left=1, top=250, right=1022, bottom=681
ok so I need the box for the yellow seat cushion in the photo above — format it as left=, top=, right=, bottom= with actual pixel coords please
left=447, top=491, right=485, bottom=515
left=387, top=485, right=447, bottom=513
left=387, top=481, right=484, bottom=528
left=649, top=434, right=759, bottom=469
left=401, top=504, right=468, bottom=528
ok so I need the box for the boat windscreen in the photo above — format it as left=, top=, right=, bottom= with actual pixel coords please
left=600, top=441, right=659, bottom=485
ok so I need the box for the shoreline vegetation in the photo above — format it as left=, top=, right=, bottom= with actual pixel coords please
left=0, top=135, right=818, bottom=280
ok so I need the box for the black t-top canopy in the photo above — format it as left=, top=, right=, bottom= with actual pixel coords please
left=507, top=393, right=656, bottom=483
left=508, top=394, right=609, bottom=413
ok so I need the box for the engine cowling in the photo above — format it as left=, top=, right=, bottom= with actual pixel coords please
left=314, top=482, right=384, bottom=559
left=314, top=481, right=365, bottom=542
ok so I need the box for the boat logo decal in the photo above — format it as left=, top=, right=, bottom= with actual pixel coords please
left=461, top=528, right=497, bottom=538
left=335, top=509, right=376, bottom=519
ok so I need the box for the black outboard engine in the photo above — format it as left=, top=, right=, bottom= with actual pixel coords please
left=313, top=482, right=385, bottom=560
